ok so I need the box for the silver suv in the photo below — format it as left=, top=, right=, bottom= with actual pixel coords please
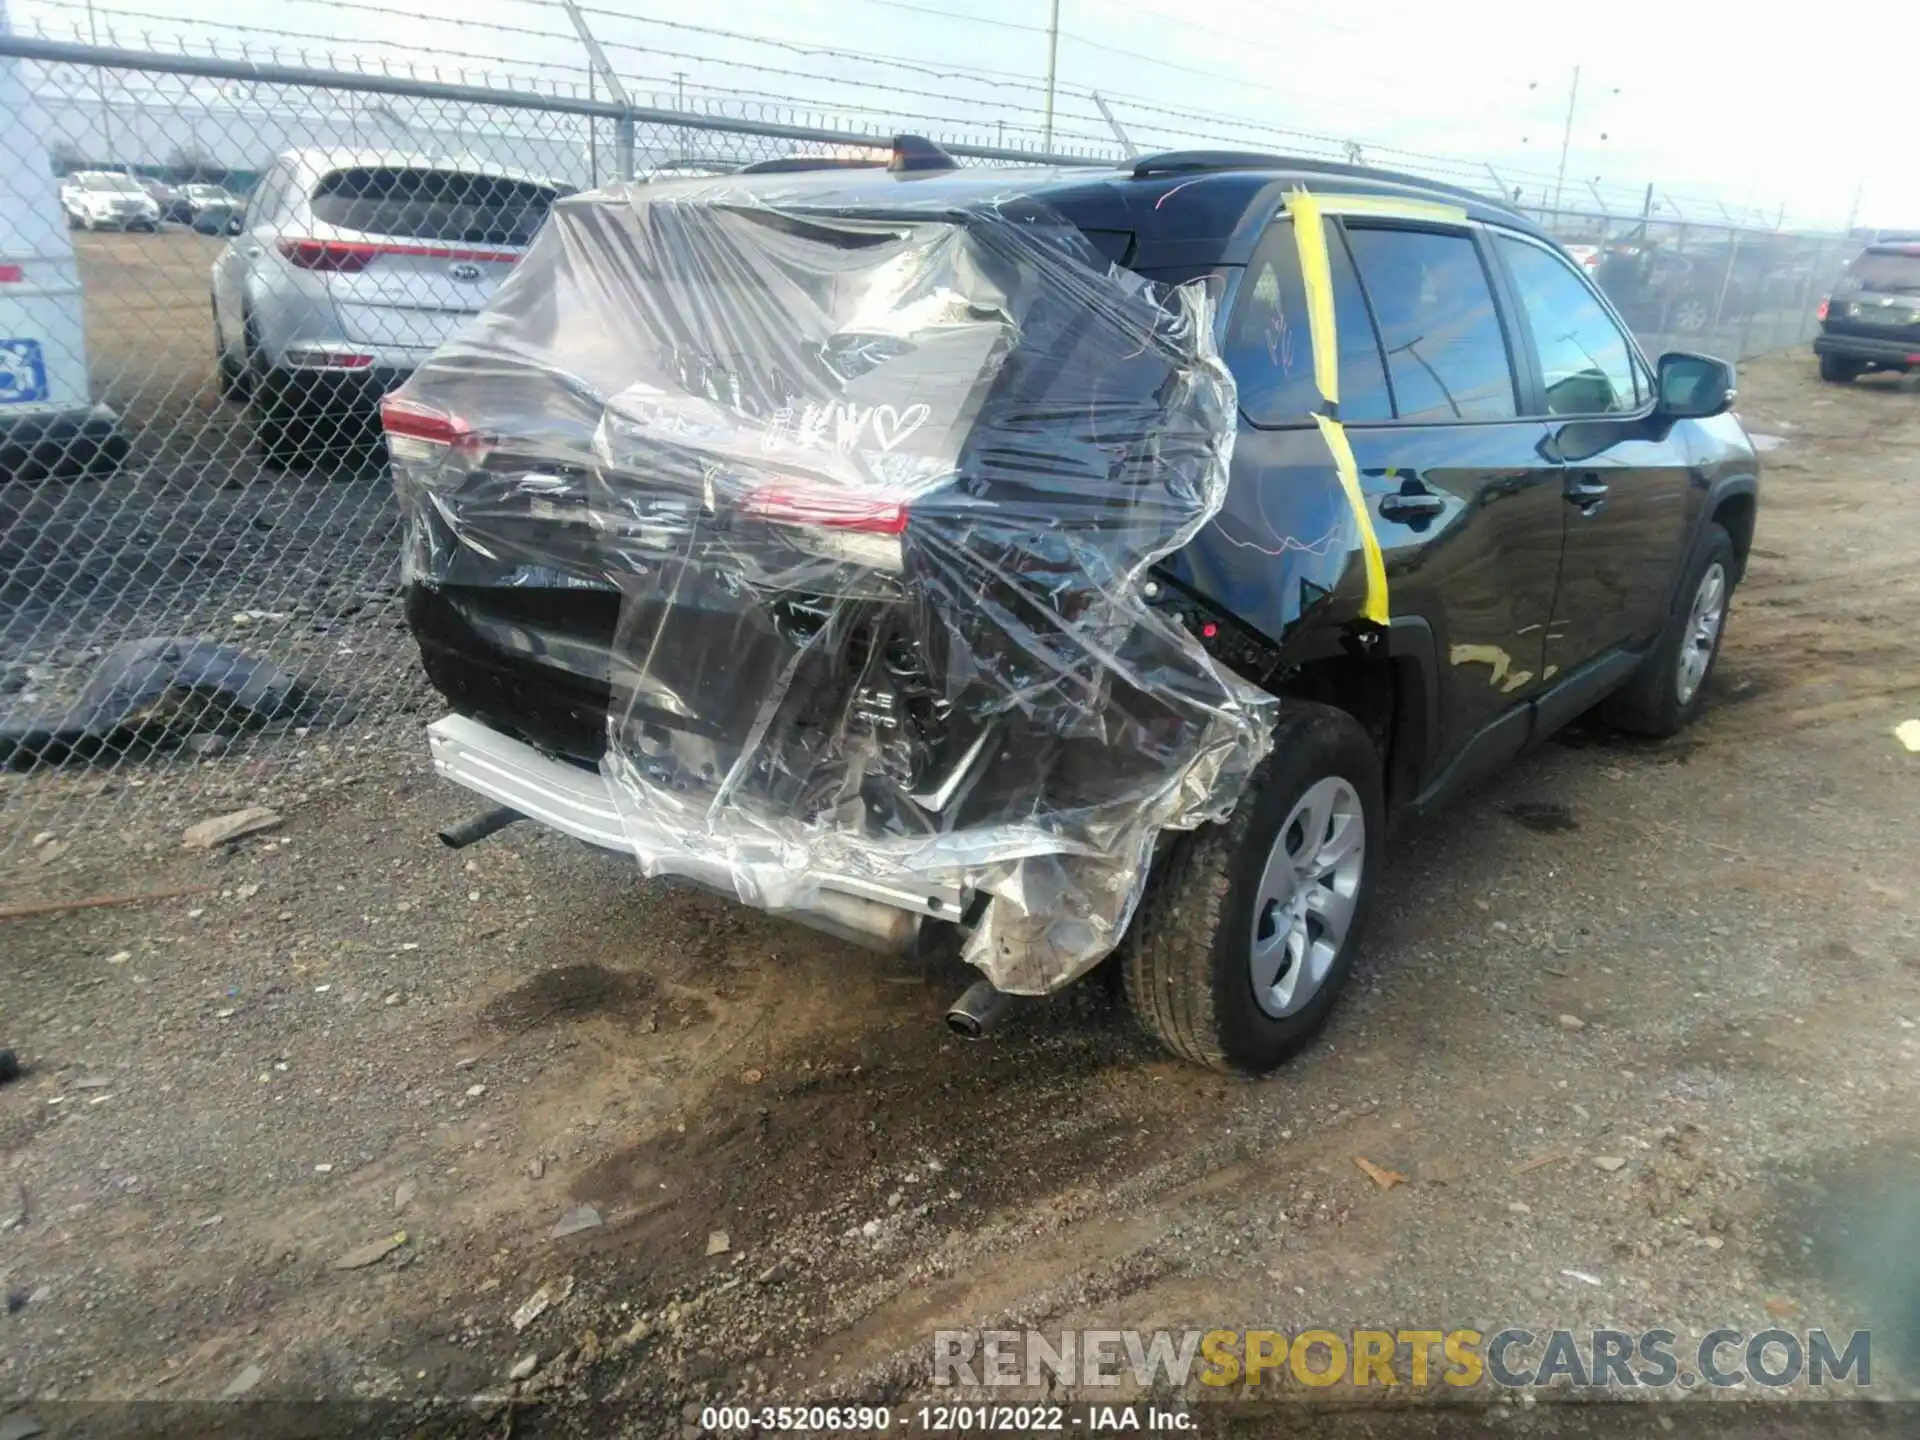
left=60, top=171, right=160, bottom=231
left=211, top=149, right=561, bottom=467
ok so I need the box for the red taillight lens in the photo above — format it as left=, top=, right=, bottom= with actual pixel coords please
left=740, top=483, right=909, bottom=572
left=380, top=395, right=471, bottom=446
left=0, top=264, right=22, bottom=283
left=1817, top=296, right=1830, bottom=321
left=740, top=484, right=909, bottom=535
left=278, top=238, right=375, bottom=272
left=278, top=238, right=521, bottom=272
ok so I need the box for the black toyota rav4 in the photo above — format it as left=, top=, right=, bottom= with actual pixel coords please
left=389, top=146, right=1758, bottom=1075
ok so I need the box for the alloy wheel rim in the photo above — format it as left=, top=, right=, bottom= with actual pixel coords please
left=1676, top=561, right=1726, bottom=706
left=1249, top=776, right=1365, bottom=1019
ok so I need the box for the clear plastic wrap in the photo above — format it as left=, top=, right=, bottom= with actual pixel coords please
left=391, top=174, right=1276, bottom=993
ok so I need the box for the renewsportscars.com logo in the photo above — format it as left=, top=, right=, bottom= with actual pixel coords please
left=933, top=1327, right=1871, bottom=1391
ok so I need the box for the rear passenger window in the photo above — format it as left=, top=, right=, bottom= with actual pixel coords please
left=1222, top=219, right=1392, bottom=427
left=1344, top=227, right=1518, bottom=423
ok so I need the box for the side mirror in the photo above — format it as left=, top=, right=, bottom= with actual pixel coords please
left=1655, top=351, right=1736, bottom=420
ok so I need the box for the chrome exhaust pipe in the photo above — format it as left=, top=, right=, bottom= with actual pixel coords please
left=438, top=805, right=523, bottom=849
left=946, top=979, right=1015, bottom=1039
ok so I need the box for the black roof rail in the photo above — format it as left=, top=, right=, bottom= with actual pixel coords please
left=1129, top=149, right=1522, bottom=220
left=735, top=155, right=883, bottom=175
left=733, top=134, right=958, bottom=177
left=1130, top=150, right=1292, bottom=177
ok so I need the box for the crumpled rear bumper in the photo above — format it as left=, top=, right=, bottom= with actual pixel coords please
left=427, top=714, right=966, bottom=954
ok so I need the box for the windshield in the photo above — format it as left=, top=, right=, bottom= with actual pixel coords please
left=309, top=167, right=557, bottom=246
left=186, top=185, right=228, bottom=199
left=79, top=174, right=144, bottom=193
left=1843, top=250, right=1920, bottom=294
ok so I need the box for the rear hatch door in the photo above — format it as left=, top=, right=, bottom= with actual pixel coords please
left=302, top=166, right=555, bottom=351
left=1826, top=247, right=1920, bottom=344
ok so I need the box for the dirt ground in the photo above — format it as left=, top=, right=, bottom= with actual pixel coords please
left=4, top=319, right=1920, bottom=1428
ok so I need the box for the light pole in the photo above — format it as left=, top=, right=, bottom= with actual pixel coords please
left=1042, top=0, right=1060, bottom=152
left=1551, top=64, right=1580, bottom=224
left=85, top=0, right=115, bottom=165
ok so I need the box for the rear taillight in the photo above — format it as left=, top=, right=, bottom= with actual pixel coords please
left=381, top=395, right=477, bottom=483
left=278, top=238, right=522, bottom=272
left=0, top=264, right=22, bottom=283
left=741, top=482, right=909, bottom=573
left=278, top=238, right=374, bottom=272
left=1817, top=296, right=1829, bottom=322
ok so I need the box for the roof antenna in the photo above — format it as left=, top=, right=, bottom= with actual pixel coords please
left=888, top=135, right=959, bottom=174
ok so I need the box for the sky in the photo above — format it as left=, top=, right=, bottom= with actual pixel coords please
left=14, top=0, right=1917, bottom=227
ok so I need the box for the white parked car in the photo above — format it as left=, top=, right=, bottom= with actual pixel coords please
left=210, top=149, right=561, bottom=467
left=59, top=171, right=160, bottom=232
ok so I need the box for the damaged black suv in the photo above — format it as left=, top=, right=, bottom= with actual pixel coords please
left=391, top=145, right=1759, bottom=1074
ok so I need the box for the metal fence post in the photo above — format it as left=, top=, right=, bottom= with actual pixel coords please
left=614, top=112, right=634, bottom=181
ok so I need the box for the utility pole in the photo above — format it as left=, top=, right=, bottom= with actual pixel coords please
left=1042, top=0, right=1060, bottom=152
left=1843, top=177, right=1864, bottom=235
left=1551, top=63, right=1580, bottom=225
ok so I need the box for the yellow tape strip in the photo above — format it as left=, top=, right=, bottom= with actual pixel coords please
left=1315, top=415, right=1389, bottom=625
left=1285, top=187, right=1390, bottom=625
left=1285, top=188, right=1340, bottom=410
left=1309, top=193, right=1470, bottom=224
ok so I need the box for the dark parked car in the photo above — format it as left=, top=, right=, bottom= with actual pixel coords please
left=387, top=148, right=1759, bottom=1074
left=164, top=182, right=236, bottom=225
left=1814, top=242, right=1920, bottom=381
left=1594, top=239, right=1802, bottom=337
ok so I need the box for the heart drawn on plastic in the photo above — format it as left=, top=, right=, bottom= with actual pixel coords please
left=869, top=403, right=930, bottom=452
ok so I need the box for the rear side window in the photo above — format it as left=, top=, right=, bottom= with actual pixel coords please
left=310, top=168, right=557, bottom=246
left=1222, top=218, right=1392, bottom=427
left=1344, top=227, right=1518, bottom=423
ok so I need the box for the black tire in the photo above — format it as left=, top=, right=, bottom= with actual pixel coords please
left=214, top=301, right=249, bottom=402
left=1818, top=354, right=1861, bottom=384
left=1123, top=701, right=1384, bottom=1075
left=252, top=369, right=309, bottom=470
left=1600, top=523, right=1737, bottom=738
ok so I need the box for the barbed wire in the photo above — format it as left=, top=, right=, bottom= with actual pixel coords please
left=17, top=0, right=1842, bottom=227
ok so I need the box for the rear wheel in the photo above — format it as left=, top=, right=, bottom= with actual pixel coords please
left=1123, top=702, right=1383, bottom=1074
left=1818, top=354, right=1862, bottom=384
left=1600, top=523, right=1735, bottom=738
left=252, top=370, right=312, bottom=470
left=1671, top=295, right=1712, bottom=333
left=213, top=301, right=248, bottom=402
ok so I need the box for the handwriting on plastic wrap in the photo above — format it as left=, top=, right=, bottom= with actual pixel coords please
left=760, top=401, right=931, bottom=455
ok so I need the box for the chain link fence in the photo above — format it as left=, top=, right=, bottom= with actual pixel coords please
left=0, top=37, right=1857, bottom=867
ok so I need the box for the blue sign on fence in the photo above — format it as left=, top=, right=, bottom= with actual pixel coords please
left=0, top=339, right=50, bottom=405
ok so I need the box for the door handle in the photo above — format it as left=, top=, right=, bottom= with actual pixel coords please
left=1564, top=474, right=1610, bottom=511
left=1378, top=492, right=1446, bottom=522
